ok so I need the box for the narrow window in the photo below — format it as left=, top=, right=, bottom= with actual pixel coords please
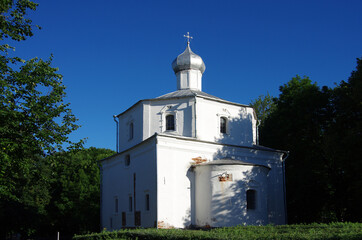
left=166, top=114, right=175, bottom=131
left=115, top=197, right=118, bottom=213
left=220, top=117, right=227, bottom=134
left=129, top=196, right=133, bottom=212
left=122, top=212, right=126, bottom=226
left=129, top=122, right=134, bottom=140
left=145, top=194, right=150, bottom=211
left=125, top=155, right=130, bottom=167
left=246, top=189, right=257, bottom=210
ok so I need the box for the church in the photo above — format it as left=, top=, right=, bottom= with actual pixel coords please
left=100, top=34, right=288, bottom=229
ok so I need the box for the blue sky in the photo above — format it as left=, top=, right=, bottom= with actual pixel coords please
left=12, top=0, right=362, bottom=151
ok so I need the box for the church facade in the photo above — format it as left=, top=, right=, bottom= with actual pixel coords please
left=100, top=37, right=287, bottom=229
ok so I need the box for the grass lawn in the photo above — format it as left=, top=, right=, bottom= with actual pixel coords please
left=73, top=222, right=362, bottom=240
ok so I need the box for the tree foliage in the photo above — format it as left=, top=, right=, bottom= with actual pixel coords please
left=259, top=66, right=362, bottom=223
left=249, top=92, right=275, bottom=127
left=45, top=148, right=115, bottom=237
left=321, top=58, right=362, bottom=222
left=0, top=1, right=94, bottom=238
left=0, top=0, right=39, bottom=42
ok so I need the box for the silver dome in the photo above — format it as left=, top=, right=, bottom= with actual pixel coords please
left=172, top=43, right=206, bottom=74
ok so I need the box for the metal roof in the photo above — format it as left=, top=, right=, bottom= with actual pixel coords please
left=193, top=159, right=271, bottom=169
left=116, top=89, right=250, bottom=117
left=172, top=43, right=206, bottom=74
left=156, top=89, right=221, bottom=100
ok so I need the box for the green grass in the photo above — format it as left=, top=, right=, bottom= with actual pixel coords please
left=73, top=222, right=362, bottom=240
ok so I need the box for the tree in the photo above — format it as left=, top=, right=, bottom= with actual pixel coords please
left=0, top=1, right=82, bottom=238
left=259, top=68, right=362, bottom=223
left=249, top=92, right=275, bottom=127
left=260, top=75, right=331, bottom=223
left=322, top=57, right=362, bottom=221
left=44, top=148, right=115, bottom=237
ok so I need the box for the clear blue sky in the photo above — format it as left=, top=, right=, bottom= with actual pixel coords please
left=13, top=0, right=362, bottom=151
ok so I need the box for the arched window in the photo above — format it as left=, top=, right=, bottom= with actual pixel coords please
left=166, top=114, right=175, bottom=131
left=220, top=117, right=227, bottom=134
left=246, top=189, right=257, bottom=210
left=129, top=122, right=134, bottom=140
left=125, top=154, right=130, bottom=166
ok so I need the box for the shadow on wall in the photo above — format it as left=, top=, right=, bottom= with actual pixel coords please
left=182, top=109, right=272, bottom=227
left=209, top=168, right=268, bottom=227
left=214, top=109, right=254, bottom=146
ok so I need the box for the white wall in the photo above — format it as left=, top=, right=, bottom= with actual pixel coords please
left=195, top=98, right=257, bottom=146
left=118, top=103, right=144, bottom=152
left=117, top=96, right=257, bottom=153
left=155, top=135, right=286, bottom=228
left=146, top=99, right=194, bottom=139
left=101, top=138, right=157, bottom=229
left=156, top=135, right=217, bottom=228
left=195, top=164, right=269, bottom=227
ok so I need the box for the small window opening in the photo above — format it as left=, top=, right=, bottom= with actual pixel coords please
left=166, top=114, right=175, bottom=131
left=129, top=196, right=133, bottom=212
left=129, top=122, right=134, bottom=140
left=145, top=194, right=150, bottom=211
left=115, top=197, right=118, bottom=213
left=220, top=117, right=227, bottom=134
left=247, top=189, right=257, bottom=210
left=122, top=212, right=126, bottom=226
left=125, top=155, right=130, bottom=166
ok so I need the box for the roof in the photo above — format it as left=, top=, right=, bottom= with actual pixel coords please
left=193, top=159, right=271, bottom=169
left=99, top=133, right=288, bottom=163
left=116, top=89, right=250, bottom=117
left=156, top=89, right=249, bottom=107
left=156, top=89, right=222, bottom=100
left=171, top=43, right=206, bottom=74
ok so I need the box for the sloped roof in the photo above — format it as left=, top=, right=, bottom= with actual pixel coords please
left=117, top=89, right=249, bottom=117
left=156, top=89, right=249, bottom=107
left=194, top=159, right=271, bottom=169
left=156, top=89, right=222, bottom=100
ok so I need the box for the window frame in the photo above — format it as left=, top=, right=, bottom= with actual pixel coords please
left=161, top=108, right=178, bottom=133
left=220, top=116, right=228, bottom=134
left=165, top=114, right=175, bottom=131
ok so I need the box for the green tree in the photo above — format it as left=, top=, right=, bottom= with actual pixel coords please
left=45, top=148, right=115, bottom=237
left=0, top=0, right=82, bottom=238
left=322, top=57, right=362, bottom=222
left=249, top=92, right=275, bottom=127
left=260, top=75, right=331, bottom=223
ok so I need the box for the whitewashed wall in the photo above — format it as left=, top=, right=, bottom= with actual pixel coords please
left=101, top=138, right=157, bottom=229
left=156, top=135, right=216, bottom=228
left=117, top=96, right=257, bottom=153
left=155, top=134, right=285, bottom=228
left=194, top=164, right=270, bottom=227
left=196, top=98, right=257, bottom=146
left=145, top=98, right=194, bottom=139
left=118, top=103, right=144, bottom=152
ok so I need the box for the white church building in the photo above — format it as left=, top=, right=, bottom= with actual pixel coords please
left=100, top=35, right=288, bottom=229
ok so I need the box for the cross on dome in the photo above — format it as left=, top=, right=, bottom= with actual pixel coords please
left=183, top=32, right=193, bottom=45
